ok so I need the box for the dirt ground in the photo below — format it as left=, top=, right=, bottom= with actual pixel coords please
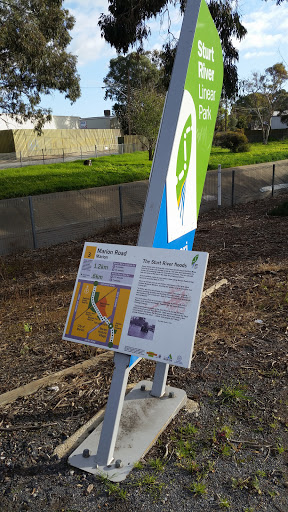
left=0, top=193, right=287, bottom=512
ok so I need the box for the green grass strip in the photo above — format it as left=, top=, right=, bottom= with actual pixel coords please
left=1, top=140, right=288, bottom=200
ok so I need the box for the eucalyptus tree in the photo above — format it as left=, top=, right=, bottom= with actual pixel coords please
left=0, top=0, right=80, bottom=131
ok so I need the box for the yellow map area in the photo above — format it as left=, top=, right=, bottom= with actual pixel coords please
left=65, top=282, right=130, bottom=346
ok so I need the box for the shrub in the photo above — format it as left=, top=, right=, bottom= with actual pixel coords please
left=214, top=131, right=250, bottom=153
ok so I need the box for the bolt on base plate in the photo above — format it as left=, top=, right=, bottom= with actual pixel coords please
left=68, top=380, right=187, bottom=482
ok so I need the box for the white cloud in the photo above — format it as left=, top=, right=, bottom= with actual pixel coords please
left=64, top=1, right=116, bottom=66
left=237, top=3, right=288, bottom=52
left=243, top=51, right=276, bottom=60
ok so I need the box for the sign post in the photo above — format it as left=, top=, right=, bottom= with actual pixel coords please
left=64, top=243, right=208, bottom=479
left=138, top=0, right=223, bottom=396
left=65, top=0, right=223, bottom=481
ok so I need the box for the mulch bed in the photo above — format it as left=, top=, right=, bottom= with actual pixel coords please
left=0, top=193, right=287, bottom=512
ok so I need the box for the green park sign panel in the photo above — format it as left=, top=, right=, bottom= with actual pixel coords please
left=138, top=0, right=223, bottom=251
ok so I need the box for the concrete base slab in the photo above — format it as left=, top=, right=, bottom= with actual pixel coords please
left=68, top=380, right=187, bottom=482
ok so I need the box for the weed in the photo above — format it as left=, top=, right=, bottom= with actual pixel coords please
left=218, top=496, right=231, bottom=508
left=250, top=476, right=261, bottom=494
left=20, top=343, right=30, bottom=355
left=147, top=457, right=165, bottom=472
left=24, top=322, right=32, bottom=333
left=175, top=439, right=195, bottom=459
left=220, top=384, right=250, bottom=403
left=97, top=474, right=127, bottom=500
left=256, top=470, right=266, bottom=477
left=188, top=481, right=207, bottom=496
left=267, top=489, right=279, bottom=497
left=179, top=423, right=198, bottom=436
left=188, top=460, right=200, bottom=474
left=134, top=474, right=165, bottom=500
left=220, top=444, right=232, bottom=457
left=133, top=461, right=143, bottom=470
left=231, top=477, right=249, bottom=490
left=275, top=443, right=285, bottom=454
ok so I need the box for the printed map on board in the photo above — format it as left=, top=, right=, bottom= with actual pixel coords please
left=64, top=244, right=135, bottom=349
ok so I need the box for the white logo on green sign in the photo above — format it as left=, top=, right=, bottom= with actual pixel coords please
left=176, top=115, right=192, bottom=224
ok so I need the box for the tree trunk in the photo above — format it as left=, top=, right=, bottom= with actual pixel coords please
left=148, top=146, right=153, bottom=161
left=262, top=124, right=270, bottom=145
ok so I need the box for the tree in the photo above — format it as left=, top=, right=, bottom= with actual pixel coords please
left=129, top=86, right=165, bottom=160
left=239, top=63, right=288, bottom=144
left=0, top=0, right=80, bottom=131
left=99, top=0, right=247, bottom=99
left=103, top=52, right=164, bottom=134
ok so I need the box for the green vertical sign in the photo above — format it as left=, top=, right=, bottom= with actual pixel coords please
left=138, top=0, right=223, bottom=252
left=187, top=0, right=223, bottom=213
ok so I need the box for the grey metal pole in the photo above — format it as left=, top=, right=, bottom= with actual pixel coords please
left=231, top=170, right=235, bottom=207
left=272, top=163, right=275, bottom=197
left=151, top=362, right=169, bottom=397
left=95, top=352, right=131, bottom=466
left=20, top=151, right=22, bottom=168
left=217, top=164, right=221, bottom=207
left=118, top=186, right=123, bottom=226
left=95, top=145, right=97, bottom=158
left=28, top=196, right=37, bottom=249
left=63, top=150, right=65, bottom=163
left=42, top=149, right=45, bottom=164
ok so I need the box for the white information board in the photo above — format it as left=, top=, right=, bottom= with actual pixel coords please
left=63, top=243, right=208, bottom=368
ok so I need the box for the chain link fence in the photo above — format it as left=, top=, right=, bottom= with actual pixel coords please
left=0, top=161, right=287, bottom=256
left=0, top=142, right=144, bottom=169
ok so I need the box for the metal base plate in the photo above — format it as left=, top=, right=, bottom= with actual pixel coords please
left=68, top=380, right=187, bottom=482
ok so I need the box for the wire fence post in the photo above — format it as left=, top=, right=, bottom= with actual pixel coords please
left=28, top=196, right=37, bottom=249
left=272, top=163, right=275, bottom=197
left=217, top=164, right=221, bottom=207
left=20, top=151, right=22, bottom=168
left=231, top=169, right=235, bottom=207
left=95, top=145, right=97, bottom=158
left=62, top=150, right=65, bottom=163
left=80, top=148, right=82, bottom=160
left=42, top=149, right=45, bottom=164
left=118, top=185, right=123, bottom=226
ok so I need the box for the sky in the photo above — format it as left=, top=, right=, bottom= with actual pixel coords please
left=39, top=0, right=288, bottom=118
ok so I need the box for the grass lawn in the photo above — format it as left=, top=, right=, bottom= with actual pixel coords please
left=0, top=139, right=288, bottom=200
left=208, top=139, right=288, bottom=170
left=0, top=152, right=152, bottom=200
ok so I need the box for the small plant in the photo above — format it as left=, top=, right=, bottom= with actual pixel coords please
left=133, top=474, right=165, bottom=500
left=220, top=444, right=232, bottom=457
left=24, top=322, right=32, bottom=332
left=175, top=439, right=195, bottom=459
left=188, top=460, right=200, bottom=474
left=218, top=496, right=231, bottom=508
left=188, top=480, right=207, bottom=496
left=220, top=384, right=250, bottom=403
left=250, top=476, right=261, bottom=494
left=133, top=460, right=143, bottom=470
left=147, top=457, right=165, bottom=472
left=275, top=443, right=285, bottom=454
left=256, top=470, right=266, bottom=477
left=231, top=477, right=249, bottom=490
left=179, top=423, right=198, bottom=436
left=97, top=474, right=127, bottom=500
